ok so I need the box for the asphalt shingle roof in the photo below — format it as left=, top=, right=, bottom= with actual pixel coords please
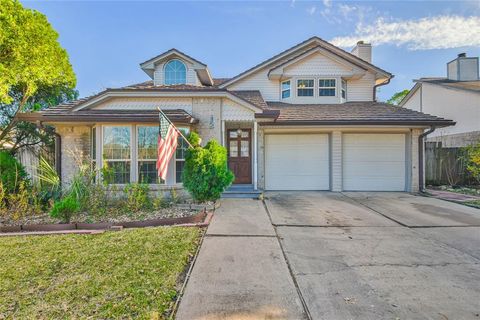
left=264, top=101, right=455, bottom=126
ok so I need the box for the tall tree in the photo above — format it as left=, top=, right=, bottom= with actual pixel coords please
left=387, top=89, right=410, bottom=105
left=0, top=0, right=76, bottom=153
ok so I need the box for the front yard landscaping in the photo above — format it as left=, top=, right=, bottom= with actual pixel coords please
left=0, top=227, right=201, bottom=319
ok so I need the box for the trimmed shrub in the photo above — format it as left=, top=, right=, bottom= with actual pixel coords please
left=49, top=196, right=80, bottom=223
left=124, top=183, right=152, bottom=213
left=0, top=151, right=28, bottom=193
left=463, top=142, right=480, bottom=185
left=182, top=139, right=234, bottom=202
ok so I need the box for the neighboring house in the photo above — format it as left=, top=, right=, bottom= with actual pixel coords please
left=18, top=37, right=453, bottom=193
left=400, top=53, right=480, bottom=147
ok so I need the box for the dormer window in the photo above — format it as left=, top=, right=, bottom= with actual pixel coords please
left=281, top=80, right=291, bottom=99
left=297, top=79, right=314, bottom=97
left=319, top=79, right=336, bottom=96
left=164, top=59, right=187, bottom=85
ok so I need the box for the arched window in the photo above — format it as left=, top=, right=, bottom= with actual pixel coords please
left=164, top=59, right=187, bottom=85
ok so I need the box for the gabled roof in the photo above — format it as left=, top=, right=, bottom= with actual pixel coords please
left=140, top=48, right=213, bottom=86
left=399, top=78, right=480, bottom=107
left=262, top=101, right=455, bottom=127
left=220, top=36, right=392, bottom=88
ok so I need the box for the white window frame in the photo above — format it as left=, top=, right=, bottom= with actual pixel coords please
left=136, top=125, right=166, bottom=185
left=174, top=127, right=190, bottom=185
left=318, top=78, right=337, bottom=97
left=164, top=59, right=187, bottom=85
left=281, top=80, right=291, bottom=99
left=102, top=124, right=133, bottom=185
left=341, top=79, right=347, bottom=100
left=296, top=79, right=315, bottom=97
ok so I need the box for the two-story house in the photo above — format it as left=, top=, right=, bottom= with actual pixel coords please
left=400, top=53, right=480, bottom=147
left=19, top=37, right=453, bottom=193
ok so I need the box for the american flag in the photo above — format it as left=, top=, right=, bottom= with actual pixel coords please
left=156, top=112, right=179, bottom=180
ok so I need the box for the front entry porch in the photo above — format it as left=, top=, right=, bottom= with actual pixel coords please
left=222, top=121, right=259, bottom=191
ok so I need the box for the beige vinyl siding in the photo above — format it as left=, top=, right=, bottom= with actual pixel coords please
left=91, top=97, right=193, bottom=113
left=222, top=99, right=255, bottom=121
left=283, top=52, right=353, bottom=76
left=345, top=73, right=375, bottom=101
left=228, top=69, right=279, bottom=101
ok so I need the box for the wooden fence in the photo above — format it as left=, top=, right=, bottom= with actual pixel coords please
left=425, top=142, right=472, bottom=186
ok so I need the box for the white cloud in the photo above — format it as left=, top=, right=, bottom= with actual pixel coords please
left=323, top=0, right=332, bottom=8
left=307, top=6, right=317, bottom=15
left=290, top=0, right=296, bottom=8
left=331, top=15, right=480, bottom=50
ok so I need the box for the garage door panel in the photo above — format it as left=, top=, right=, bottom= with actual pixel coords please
left=343, top=134, right=406, bottom=191
left=265, top=134, right=329, bottom=190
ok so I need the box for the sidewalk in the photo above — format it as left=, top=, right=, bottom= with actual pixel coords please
left=175, top=199, right=307, bottom=320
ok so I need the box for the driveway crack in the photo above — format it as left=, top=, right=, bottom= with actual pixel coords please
left=262, top=200, right=312, bottom=320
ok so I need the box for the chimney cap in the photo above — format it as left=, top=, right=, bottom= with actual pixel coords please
left=357, top=40, right=364, bottom=45
left=458, top=53, right=466, bottom=58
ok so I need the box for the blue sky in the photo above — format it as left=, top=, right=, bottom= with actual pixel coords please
left=22, top=0, right=480, bottom=101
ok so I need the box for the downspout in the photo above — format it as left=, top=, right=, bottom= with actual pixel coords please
left=54, top=132, right=62, bottom=185
left=418, top=126, right=436, bottom=192
left=373, top=77, right=391, bottom=102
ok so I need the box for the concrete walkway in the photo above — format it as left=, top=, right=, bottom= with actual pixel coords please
left=176, top=199, right=307, bottom=320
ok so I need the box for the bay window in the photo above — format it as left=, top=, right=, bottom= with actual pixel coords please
left=297, top=79, right=314, bottom=97
left=319, top=79, right=336, bottom=96
left=103, top=126, right=131, bottom=184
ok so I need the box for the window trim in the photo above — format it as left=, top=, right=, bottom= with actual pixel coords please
left=102, top=124, right=133, bottom=184
left=164, top=59, right=187, bottom=85
left=341, top=79, right=347, bottom=100
left=318, top=78, right=337, bottom=97
left=136, top=125, right=165, bottom=185
left=296, top=78, right=315, bottom=97
left=281, top=80, right=291, bottom=99
left=174, top=127, right=190, bottom=185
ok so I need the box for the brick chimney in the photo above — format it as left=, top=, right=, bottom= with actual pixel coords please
left=447, top=53, right=479, bottom=81
left=351, top=41, right=372, bottom=63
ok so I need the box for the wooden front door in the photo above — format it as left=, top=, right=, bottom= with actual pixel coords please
left=227, top=129, right=252, bottom=184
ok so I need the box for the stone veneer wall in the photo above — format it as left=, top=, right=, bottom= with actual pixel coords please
left=56, top=125, right=92, bottom=186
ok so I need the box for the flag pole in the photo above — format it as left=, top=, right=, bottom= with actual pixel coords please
left=157, top=107, right=194, bottom=148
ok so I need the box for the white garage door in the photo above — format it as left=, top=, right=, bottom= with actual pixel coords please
left=343, top=133, right=406, bottom=191
left=265, top=134, right=330, bottom=190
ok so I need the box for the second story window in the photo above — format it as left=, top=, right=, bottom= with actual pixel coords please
left=341, top=79, right=347, bottom=99
left=319, top=79, right=336, bottom=96
left=281, top=80, right=291, bottom=99
left=165, top=59, right=187, bottom=85
left=297, top=79, right=314, bottom=97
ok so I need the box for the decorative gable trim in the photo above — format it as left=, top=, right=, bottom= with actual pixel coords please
left=219, top=36, right=392, bottom=88
left=268, top=46, right=367, bottom=80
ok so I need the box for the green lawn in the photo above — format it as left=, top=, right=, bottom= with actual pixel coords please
left=0, top=227, right=201, bottom=319
left=464, top=200, right=480, bottom=209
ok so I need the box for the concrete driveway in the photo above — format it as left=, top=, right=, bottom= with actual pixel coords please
left=177, top=192, right=480, bottom=320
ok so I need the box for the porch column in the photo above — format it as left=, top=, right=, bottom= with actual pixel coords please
left=253, top=122, right=258, bottom=190
left=331, top=131, right=342, bottom=192
left=221, top=120, right=226, bottom=146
